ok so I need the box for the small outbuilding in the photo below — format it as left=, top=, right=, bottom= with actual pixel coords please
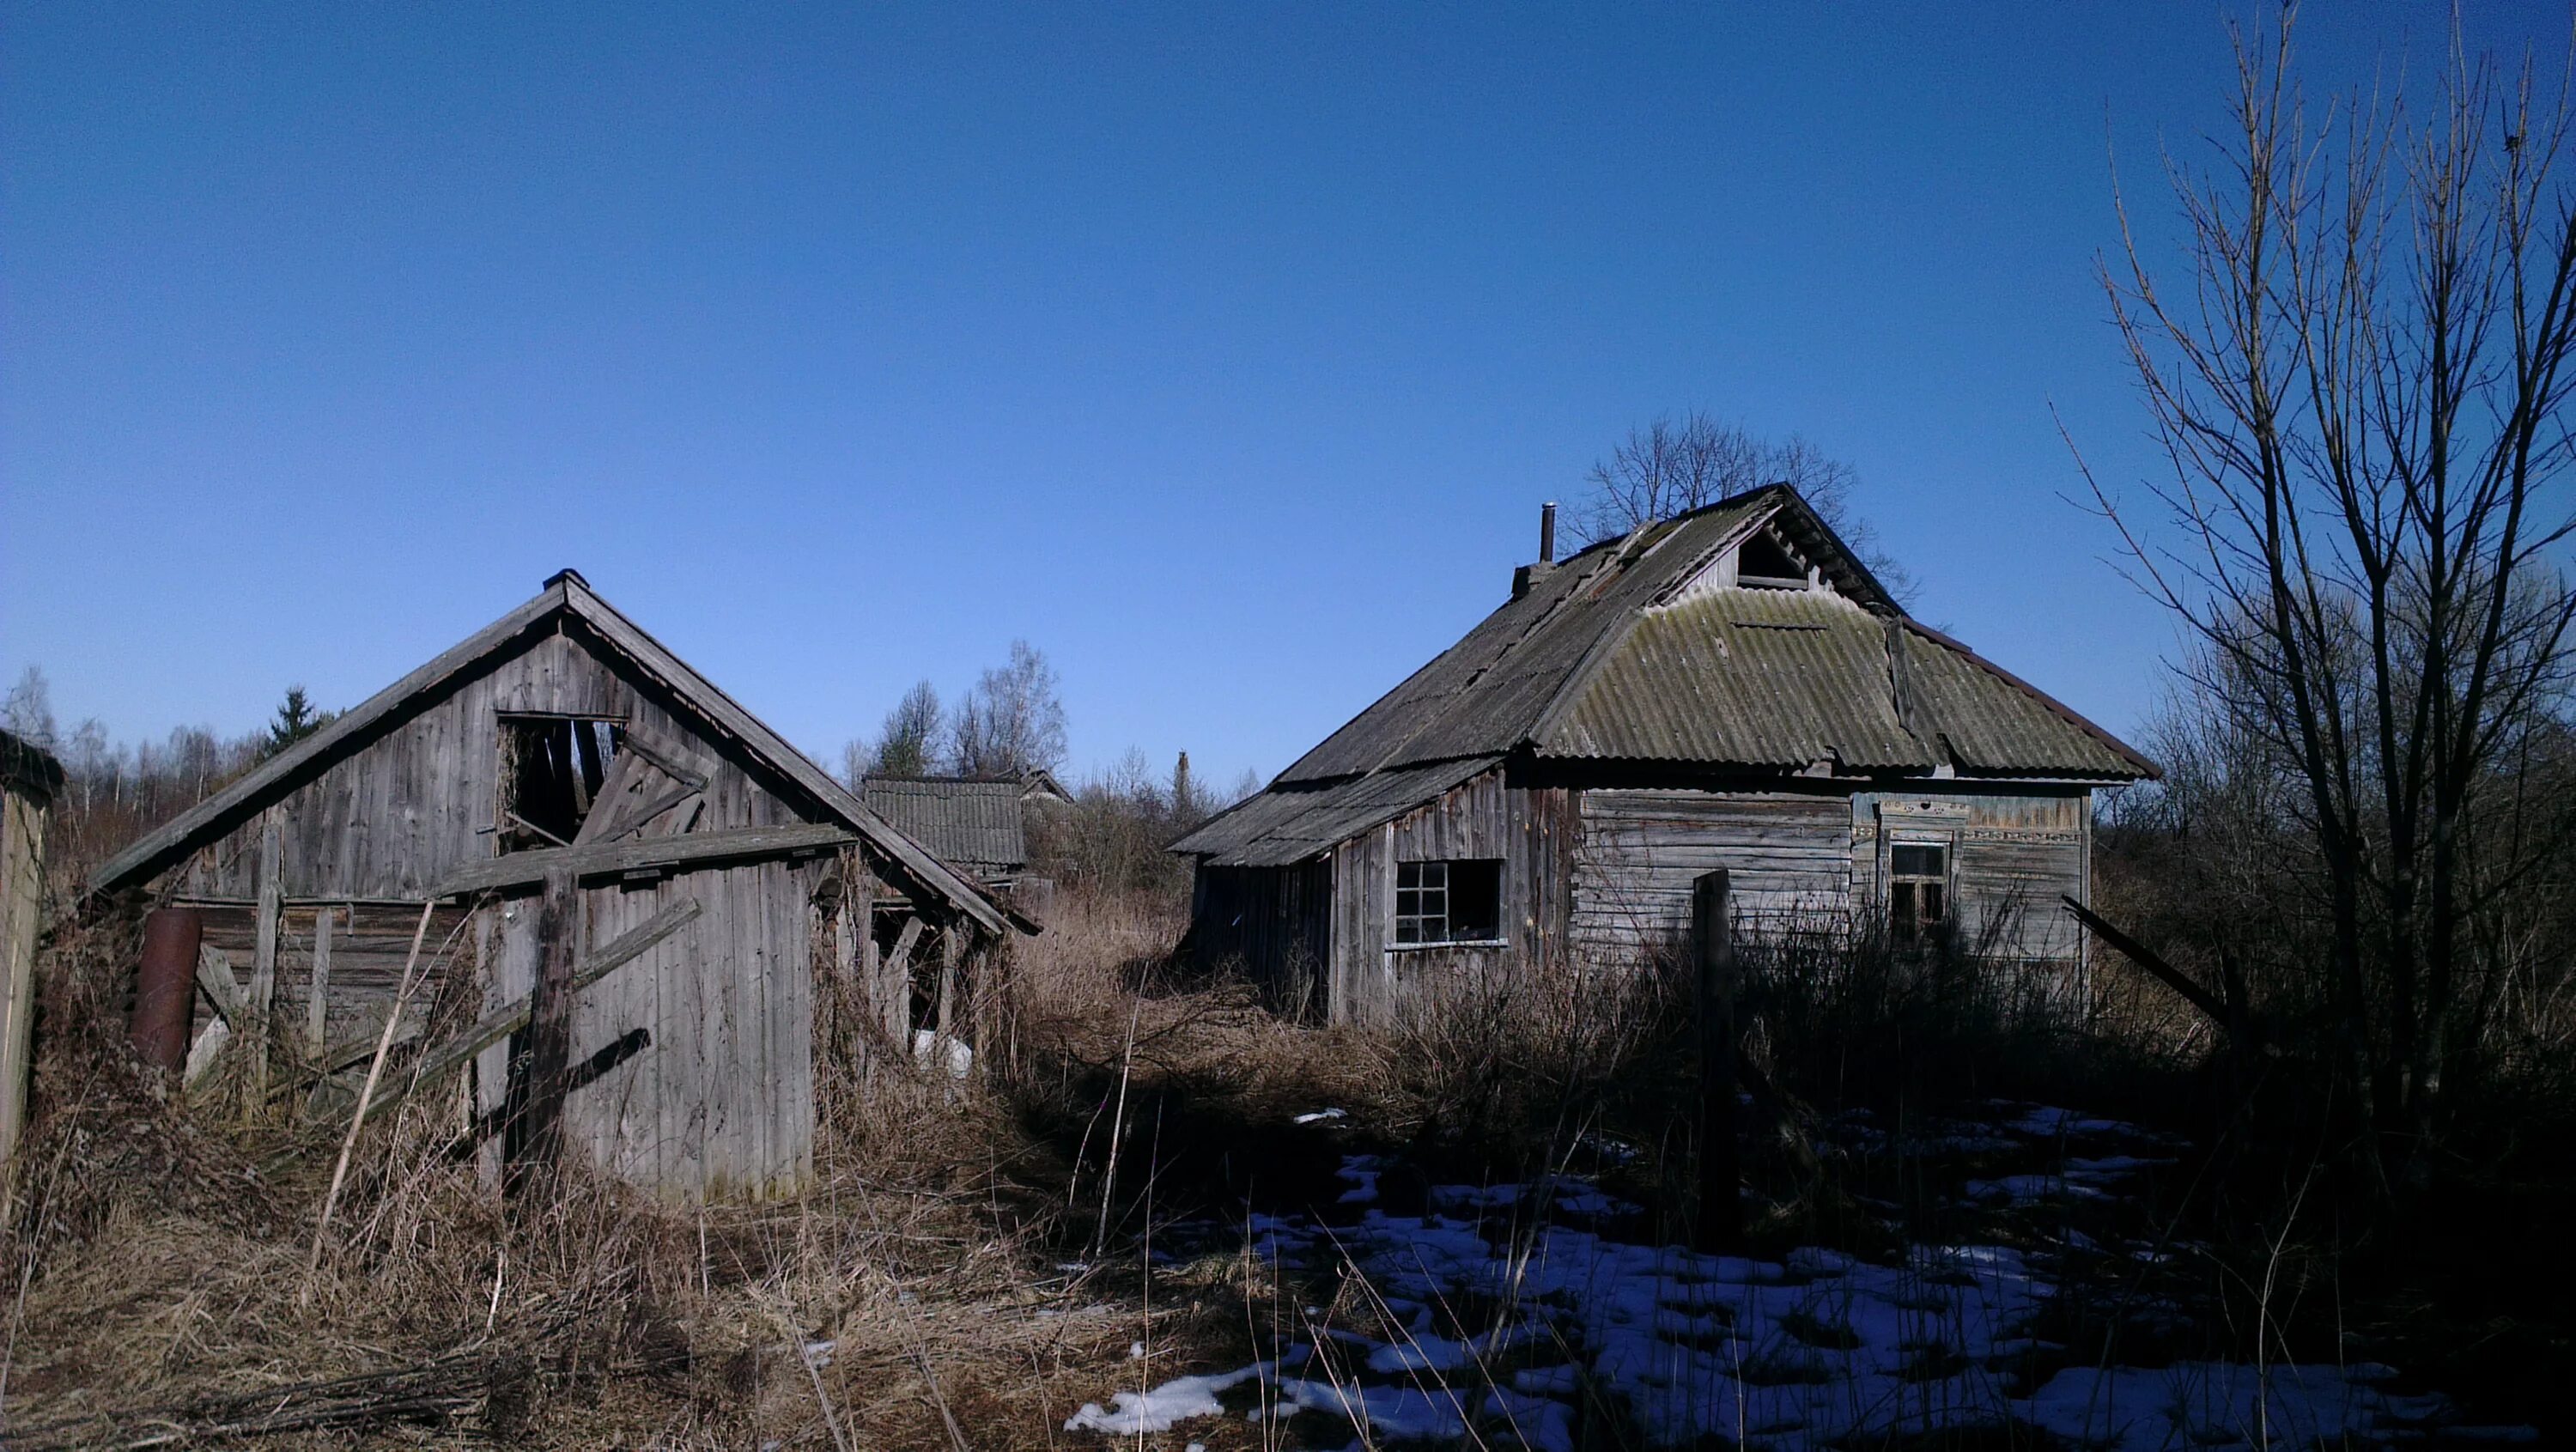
left=91, top=570, right=1030, bottom=1201
left=860, top=770, right=1069, bottom=895
left=1172, top=487, right=2156, bottom=1025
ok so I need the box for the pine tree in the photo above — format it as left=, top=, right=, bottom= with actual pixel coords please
left=261, top=684, right=332, bottom=760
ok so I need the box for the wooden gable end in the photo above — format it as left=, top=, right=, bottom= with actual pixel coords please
left=170, top=624, right=812, bottom=904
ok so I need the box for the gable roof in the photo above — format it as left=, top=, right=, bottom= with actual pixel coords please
left=88, top=571, right=1020, bottom=936
left=1173, top=485, right=2153, bottom=863
left=860, top=776, right=1037, bottom=872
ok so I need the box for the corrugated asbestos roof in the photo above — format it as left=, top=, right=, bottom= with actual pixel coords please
left=1548, top=589, right=1931, bottom=768
left=860, top=777, right=1032, bottom=872
left=1174, top=485, right=2152, bottom=863
left=1167, top=756, right=1502, bottom=867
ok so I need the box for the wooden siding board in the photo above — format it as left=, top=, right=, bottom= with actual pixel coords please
left=1572, top=790, right=1852, bottom=958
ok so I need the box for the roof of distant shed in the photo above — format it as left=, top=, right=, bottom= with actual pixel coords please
left=1172, top=484, right=2152, bottom=865
left=860, top=776, right=1041, bottom=872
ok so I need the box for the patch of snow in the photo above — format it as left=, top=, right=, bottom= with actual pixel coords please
left=910, top=1030, right=971, bottom=1078
left=1294, top=1107, right=1347, bottom=1124
left=1063, top=1359, right=1291, bottom=1436
left=2017, top=1361, right=2459, bottom=1452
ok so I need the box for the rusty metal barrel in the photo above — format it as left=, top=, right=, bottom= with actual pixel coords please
left=130, top=907, right=201, bottom=1072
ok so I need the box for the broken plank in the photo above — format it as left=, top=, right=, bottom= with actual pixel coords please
left=305, top=898, right=701, bottom=1138
left=197, top=945, right=249, bottom=1027
left=430, top=824, right=853, bottom=898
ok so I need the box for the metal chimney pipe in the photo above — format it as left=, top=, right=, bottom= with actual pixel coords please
left=131, top=907, right=202, bottom=1073
left=1540, top=501, right=1558, bottom=564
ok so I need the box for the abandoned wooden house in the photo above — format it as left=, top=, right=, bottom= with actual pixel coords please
left=90, top=570, right=1032, bottom=1201
left=860, top=770, right=1069, bottom=901
left=1172, top=486, right=2155, bottom=1024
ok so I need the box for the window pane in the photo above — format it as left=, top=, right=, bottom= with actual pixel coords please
left=1923, top=883, right=1944, bottom=923
left=1449, top=860, right=1504, bottom=941
left=1396, top=915, right=1421, bottom=945
left=1420, top=861, right=1446, bottom=890
left=1892, top=845, right=1943, bottom=878
left=1397, top=861, right=1424, bottom=891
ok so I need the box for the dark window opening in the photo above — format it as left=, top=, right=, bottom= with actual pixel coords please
left=1737, top=530, right=1810, bottom=587
left=1890, top=842, right=1947, bottom=949
left=1394, top=859, right=1504, bottom=945
left=499, top=716, right=623, bottom=853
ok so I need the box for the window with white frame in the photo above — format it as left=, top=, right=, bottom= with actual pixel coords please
left=1889, top=841, right=1948, bottom=949
left=1394, top=859, right=1504, bottom=945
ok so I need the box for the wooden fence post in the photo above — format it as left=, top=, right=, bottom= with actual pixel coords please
left=0, top=734, right=58, bottom=1205
left=307, top=905, right=334, bottom=1057
left=511, top=868, right=579, bottom=1195
left=249, top=810, right=282, bottom=1102
left=1693, top=868, right=1741, bottom=1252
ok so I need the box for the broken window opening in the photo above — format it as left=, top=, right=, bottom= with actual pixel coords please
left=1736, top=529, right=1813, bottom=588
left=1394, top=859, right=1504, bottom=945
left=1890, top=841, right=1948, bottom=950
left=498, top=715, right=624, bottom=854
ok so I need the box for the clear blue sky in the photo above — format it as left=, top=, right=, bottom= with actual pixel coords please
left=2, top=3, right=2545, bottom=785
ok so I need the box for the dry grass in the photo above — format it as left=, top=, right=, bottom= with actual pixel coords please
left=0, top=896, right=1282, bottom=1450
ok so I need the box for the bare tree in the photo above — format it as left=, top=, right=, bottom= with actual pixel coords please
left=860, top=680, right=945, bottom=779
left=951, top=642, right=1066, bottom=778
left=1574, top=414, right=1911, bottom=599
left=3, top=665, right=56, bottom=750
left=2080, top=12, right=2576, bottom=1194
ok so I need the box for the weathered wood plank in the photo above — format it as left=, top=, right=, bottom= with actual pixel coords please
left=307, top=906, right=334, bottom=1056
left=307, top=897, right=698, bottom=1142
left=250, top=811, right=283, bottom=1098
left=0, top=785, right=49, bottom=1188
left=197, top=946, right=249, bottom=1027
left=430, top=823, right=854, bottom=898
left=511, top=870, right=579, bottom=1192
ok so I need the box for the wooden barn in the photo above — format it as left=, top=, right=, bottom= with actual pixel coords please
left=90, top=570, right=1031, bottom=1202
left=1172, top=486, right=2156, bottom=1025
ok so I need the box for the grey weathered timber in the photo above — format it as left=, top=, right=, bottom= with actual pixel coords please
left=511, top=870, right=579, bottom=1192
left=86, top=585, right=566, bottom=896
left=881, top=915, right=924, bottom=1045
left=82, top=572, right=1030, bottom=1204
left=250, top=811, right=283, bottom=1099
left=298, top=898, right=700, bottom=1146
left=307, top=906, right=334, bottom=1055
left=430, top=823, right=854, bottom=898
left=552, top=574, right=1010, bottom=936
left=0, top=729, right=60, bottom=1193
left=196, top=946, right=248, bottom=1026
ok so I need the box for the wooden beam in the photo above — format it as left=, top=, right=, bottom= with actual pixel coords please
left=510, top=869, right=578, bottom=1194
left=2059, top=895, right=2230, bottom=1028
left=249, top=811, right=282, bottom=1100
left=295, top=898, right=699, bottom=1147
left=307, top=906, right=333, bottom=1056
left=1693, top=870, right=1741, bottom=1253
left=431, top=823, right=855, bottom=897
left=0, top=786, right=49, bottom=1194
left=555, top=576, right=1013, bottom=936
left=881, top=915, right=924, bottom=1047
left=611, top=729, right=711, bottom=790
left=196, top=946, right=249, bottom=1027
